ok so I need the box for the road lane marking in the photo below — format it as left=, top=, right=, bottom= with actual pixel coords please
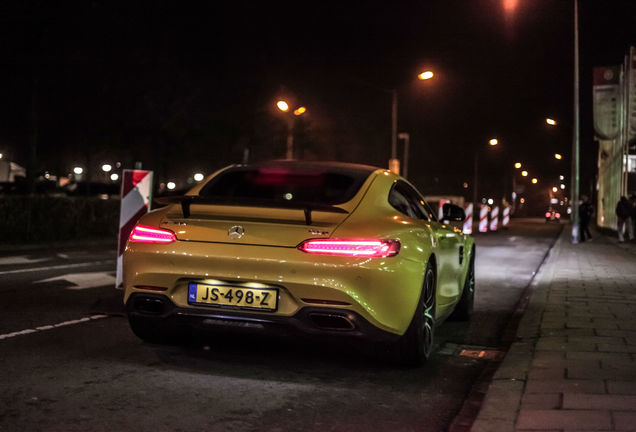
left=0, top=315, right=109, bottom=341
left=0, top=256, right=52, bottom=265
left=0, top=260, right=115, bottom=276
left=35, top=272, right=116, bottom=290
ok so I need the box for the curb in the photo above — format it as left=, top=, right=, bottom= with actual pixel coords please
left=469, top=224, right=567, bottom=431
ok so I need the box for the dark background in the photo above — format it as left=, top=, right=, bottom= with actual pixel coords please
left=1, top=0, right=635, bottom=208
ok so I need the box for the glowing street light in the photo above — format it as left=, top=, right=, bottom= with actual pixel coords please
left=552, top=187, right=558, bottom=192
left=546, top=118, right=558, bottom=126
left=554, top=153, right=563, bottom=160
left=73, top=167, right=83, bottom=175
left=101, top=164, right=112, bottom=172
left=514, top=162, right=522, bottom=169
left=110, top=173, right=119, bottom=181
left=293, top=106, right=306, bottom=116
left=193, top=173, right=204, bottom=182
left=418, top=71, right=434, bottom=80
left=521, top=170, right=528, bottom=177
left=532, top=178, right=538, bottom=184
left=489, top=138, right=498, bottom=146
left=276, top=100, right=289, bottom=112
left=167, top=181, right=176, bottom=190
left=561, top=184, right=566, bottom=189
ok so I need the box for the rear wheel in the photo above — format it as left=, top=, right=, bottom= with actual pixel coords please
left=450, top=251, right=475, bottom=321
left=392, top=261, right=436, bottom=366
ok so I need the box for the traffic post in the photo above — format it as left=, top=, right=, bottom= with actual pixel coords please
left=489, top=206, right=499, bottom=231
left=502, top=206, right=510, bottom=228
left=479, top=204, right=488, bottom=233
left=116, top=169, right=154, bottom=288
left=463, top=203, right=473, bottom=234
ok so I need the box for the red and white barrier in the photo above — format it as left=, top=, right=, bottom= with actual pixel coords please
left=489, top=206, right=499, bottom=231
left=479, top=204, right=489, bottom=232
left=502, top=206, right=510, bottom=228
left=116, top=169, right=154, bottom=288
left=438, top=199, right=450, bottom=221
left=463, top=203, right=473, bottom=234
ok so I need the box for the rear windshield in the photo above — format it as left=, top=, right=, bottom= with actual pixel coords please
left=198, top=166, right=372, bottom=205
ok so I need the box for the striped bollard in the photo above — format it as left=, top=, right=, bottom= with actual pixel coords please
left=116, top=169, right=154, bottom=288
left=479, top=204, right=488, bottom=232
left=489, top=206, right=499, bottom=231
left=463, top=203, right=473, bottom=234
left=502, top=206, right=510, bottom=228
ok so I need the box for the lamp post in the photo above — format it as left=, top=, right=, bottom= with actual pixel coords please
left=388, top=71, right=434, bottom=175
left=571, top=0, right=580, bottom=244
left=276, top=100, right=307, bottom=160
left=473, top=138, right=500, bottom=208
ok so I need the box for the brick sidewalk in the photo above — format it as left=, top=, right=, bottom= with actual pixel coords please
left=472, top=225, right=636, bottom=431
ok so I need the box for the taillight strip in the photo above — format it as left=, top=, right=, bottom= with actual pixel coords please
left=129, top=225, right=176, bottom=244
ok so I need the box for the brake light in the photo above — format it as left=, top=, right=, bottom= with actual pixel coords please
left=297, top=239, right=400, bottom=257
left=545, top=212, right=551, bottom=218
left=129, top=225, right=176, bottom=244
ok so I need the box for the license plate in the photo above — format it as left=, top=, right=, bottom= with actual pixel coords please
left=188, top=283, right=278, bottom=311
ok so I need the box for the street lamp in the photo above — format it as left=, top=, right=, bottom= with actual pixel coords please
left=101, top=164, right=112, bottom=172
left=489, top=138, right=499, bottom=146
left=389, top=70, right=435, bottom=174
left=554, top=153, right=563, bottom=160
left=514, top=162, right=522, bottom=169
left=521, top=170, right=528, bottom=177
left=193, top=173, right=204, bottom=182
left=532, top=178, right=538, bottom=184
left=546, top=118, right=558, bottom=126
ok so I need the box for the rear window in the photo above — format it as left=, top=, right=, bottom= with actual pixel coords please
left=198, top=165, right=372, bottom=205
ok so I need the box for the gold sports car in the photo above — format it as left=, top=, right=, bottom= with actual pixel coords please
left=123, top=161, right=475, bottom=366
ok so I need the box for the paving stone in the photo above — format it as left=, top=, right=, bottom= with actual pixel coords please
left=525, top=379, right=605, bottom=394
left=618, top=320, right=636, bottom=330
left=528, top=368, right=565, bottom=380
left=535, top=340, right=597, bottom=352
left=531, top=357, right=599, bottom=369
left=516, top=409, right=612, bottom=430
left=563, top=393, right=636, bottom=410
left=607, top=381, right=636, bottom=395
left=542, top=328, right=595, bottom=337
left=568, top=366, right=636, bottom=380
left=614, top=411, right=636, bottom=431
left=569, top=336, right=625, bottom=345
left=567, top=351, right=632, bottom=361
left=598, top=343, right=636, bottom=353
left=595, top=329, right=636, bottom=338
left=520, top=393, right=561, bottom=410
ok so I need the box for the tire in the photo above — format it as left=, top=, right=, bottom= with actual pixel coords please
left=392, top=260, right=436, bottom=367
left=128, top=315, right=176, bottom=344
left=450, top=251, right=475, bottom=321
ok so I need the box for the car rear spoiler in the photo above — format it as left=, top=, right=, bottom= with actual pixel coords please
left=154, top=195, right=349, bottom=225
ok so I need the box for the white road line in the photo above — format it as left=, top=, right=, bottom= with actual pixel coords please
left=0, top=260, right=115, bottom=276
left=0, top=315, right=109, bottom=341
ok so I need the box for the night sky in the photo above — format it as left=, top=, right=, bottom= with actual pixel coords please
left=2, top=0, right=636, bottom=205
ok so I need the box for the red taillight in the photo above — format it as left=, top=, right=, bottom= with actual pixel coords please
left=545, top=212, right=551, bottom=218
left=297, top=239, right=400, bottom=257
left=129, top=225, right=176, bottom=244
left=556, top=213, right=561, bottom=218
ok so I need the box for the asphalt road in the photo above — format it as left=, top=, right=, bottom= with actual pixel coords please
left=0, top=218, right=562, bottom=432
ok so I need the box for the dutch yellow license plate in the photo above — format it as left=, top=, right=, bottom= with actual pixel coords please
left=188, top=282, right=278, bottom=311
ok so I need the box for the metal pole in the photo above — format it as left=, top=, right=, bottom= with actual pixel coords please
left=285, top=119, right=294, bottom=160
left=391, top=89, right=398, bottom=160
left=404, top=133, right=410, bottom=179
left=571, top=0, right=580, bottom=244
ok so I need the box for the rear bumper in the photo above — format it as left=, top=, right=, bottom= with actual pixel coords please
left=126, top=292, right=400, bottom=343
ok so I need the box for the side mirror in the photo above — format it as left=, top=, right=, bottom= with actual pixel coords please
left=442, top=203, right=465, bottom=222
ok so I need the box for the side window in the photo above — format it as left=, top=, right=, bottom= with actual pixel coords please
left=388, top=182, right=426, bottom=219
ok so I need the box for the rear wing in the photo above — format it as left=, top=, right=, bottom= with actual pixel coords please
left=155, top=195, right=348, bottom=225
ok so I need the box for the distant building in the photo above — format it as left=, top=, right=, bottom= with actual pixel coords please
left=0, top=160, right=26, bottom=182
